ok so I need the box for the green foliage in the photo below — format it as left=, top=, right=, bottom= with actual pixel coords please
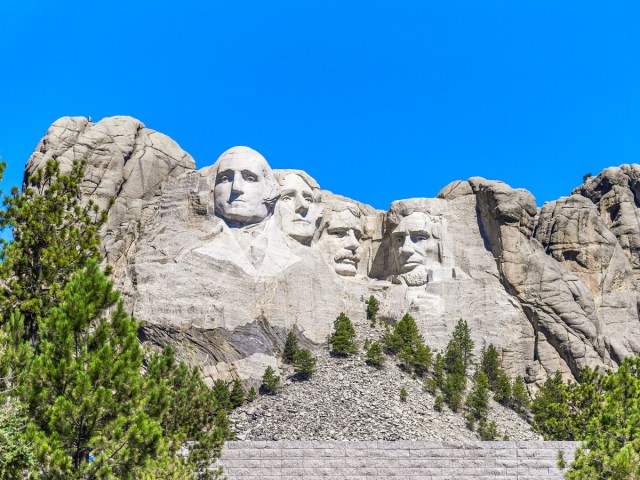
left=383, top=313, right=431, bottom=376
left=424, top=377, right=438, bottom=395
left=434, top=395, right=444, bottom=412
left=399, top=387, right=408, bottom=402
left=0, top=162, right=229, bottom=478
left=531, top=371, right=576, bottom=440
left=480, top=344, right=501, bottom=390
left=293, top=348, right=317, bottom=380
left=0, top=159, right=111, bottom=343
left=433, top=352, right=446, bottom=390
left=365, top=341, right=385, bottom=368
left=443, top=372, right=465, bottom=412
left=582, top=172, right=593, bottom=182
left=382, top=313, right=422, bottom=355
left=213, top=379, right=232, bottom=411
left=329, top=313, right=357, bottom=356
left=412, top=343, right=433, bottom=377
left=466, top=372, right=490, bottom=426
left=21, top=260, right=164, bottom=478
left=230, top=379, right=246, bottom=408
left=478, top=419, right=498, bottom=441
left=0, top=397, right=34, bottom=479
left=261, top=366, right=281, bottom=394
left=493, top=370, right=512, bottom=405
left=566, top=356, right=640, bottom=479
left=557, top=449, right=567, bottom=470
left=365, top=295, right=379, bottom=325
left=510, top=376, right=530, bottom=416
left=144, top=344, right=230, bottom=479
left=0, top=309, right=32, bottom=393
left=395, top=313, right=423, bottom=349
left=247, top=386, right=258, bottom=402
left=282, top=330, right=299, bottom=364
left=446, top=318, right=474, bottom=375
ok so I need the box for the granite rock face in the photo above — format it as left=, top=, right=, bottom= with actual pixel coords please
left=24, top=116, right=640, bottom=387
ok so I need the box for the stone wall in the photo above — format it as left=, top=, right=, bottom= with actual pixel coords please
left=215, top=440, right=578, bottom=479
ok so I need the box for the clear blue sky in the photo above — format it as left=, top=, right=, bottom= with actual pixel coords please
left=1, top=1, right=639, bottom=212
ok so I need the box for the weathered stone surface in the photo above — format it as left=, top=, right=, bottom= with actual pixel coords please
left=23, top=116, right=640, bottom=390
left=24, top=116, right=196, bottom=278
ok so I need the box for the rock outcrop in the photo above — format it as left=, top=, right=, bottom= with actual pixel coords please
left=23, top=116, right=640, bottom=389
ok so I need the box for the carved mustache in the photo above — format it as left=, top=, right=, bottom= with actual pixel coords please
left=334, top=252, right=360, bottom=264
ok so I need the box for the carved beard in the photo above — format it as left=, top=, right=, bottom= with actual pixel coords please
left=400, top=266, right=429, bottom=287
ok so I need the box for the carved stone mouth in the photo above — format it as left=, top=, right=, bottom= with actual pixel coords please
left=336, top=257, right=359, bottom=265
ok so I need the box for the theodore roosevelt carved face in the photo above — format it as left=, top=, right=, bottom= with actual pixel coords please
left=316, top=204, right=362, bottom=276
left=391, top=212, right=442, bottom=286
left=275, top=172, right=322, bottom=245
left=212, top=147, right=276, bottom=227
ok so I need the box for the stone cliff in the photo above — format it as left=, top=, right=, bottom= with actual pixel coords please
left=24, top=115, right=640, bottom=390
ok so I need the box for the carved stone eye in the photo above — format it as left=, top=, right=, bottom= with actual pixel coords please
left=243, top=172, right=258, bottom=182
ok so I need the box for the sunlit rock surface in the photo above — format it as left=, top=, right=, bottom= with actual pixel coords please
left=24, top=116, right=640, bottom=388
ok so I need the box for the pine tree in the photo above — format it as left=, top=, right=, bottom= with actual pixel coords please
left=478, top=419, right=498, bottom=441
left=531, top=368, right=604, bottom=441
left=0, top=397, right=34, bottom=479
left=329, top=312, right=356, bottom=356
left=480, top=343, right=501, bottom=390
left=247, top=386, right=258, bottom=402
left=282, top=330, right=299, bottom=364
left=293, top=348, right=317, bottom=380
left=382, top=323, right=402, bottom=354
left=511, top=376, right=530, bottom=416
left=449, top=318, right=474, bottom=373
left=365, top=341, right=385, bottom=368
left=365, top=295, right=379, bottom=325
left=434, top=395, right=444, bottom=412
left=531, top=371, right=572, bottom=439
left=494, top=369, right=512, bottom=405
left=261, top=366, right=281, bottom=394
left=433, top=352, right=446, bottom=390
left=21, top=260, right=165, bottom=479
left=443, top=373, right=465, bottom=412
left=213, top=379, right=232, bottom=411
left=395, top=313, right=423, bottom=347
left=566, top=356, right=640, bottom=479
left=230, top=379, right=246, bottom=408
left=0, top=159, right=111, bottom=343
left=144, top=344, right=230, bottom=478
left=399, top=387, right=408, bottom=402
left=412, top=343, right=432, bottom=377
left=466, top=372, right=490, bottom=428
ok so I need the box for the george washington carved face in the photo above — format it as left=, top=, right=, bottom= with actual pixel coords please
left=212, top=146, right=276, bottom=227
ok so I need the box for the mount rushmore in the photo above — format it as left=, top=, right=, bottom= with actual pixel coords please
left=23, top=115, right=640, bottom=389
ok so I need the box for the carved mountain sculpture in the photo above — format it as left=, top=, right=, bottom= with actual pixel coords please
left=24, top=116, right=640, bottom=388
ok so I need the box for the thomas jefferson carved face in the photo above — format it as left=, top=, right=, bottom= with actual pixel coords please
left=212, top=147, right=274, bottom=226
left=317, top=207, right=362, bottom=276
left=275, top=173, right=322, bottom=245
left=391, top=212, right=441, bottom=286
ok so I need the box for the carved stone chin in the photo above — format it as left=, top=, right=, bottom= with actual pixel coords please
left=398, top=266, right=429, bottom=286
